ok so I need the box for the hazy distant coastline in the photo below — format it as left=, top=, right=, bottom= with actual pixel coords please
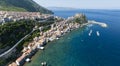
left=47, top=7, right=79, bottom=11
left=47, top=7, right=120, bottom=11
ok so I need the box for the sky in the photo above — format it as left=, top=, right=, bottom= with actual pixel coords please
left=34, top=0, right=120, bottom=9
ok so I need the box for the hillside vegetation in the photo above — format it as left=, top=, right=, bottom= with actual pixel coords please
left=0, top=20, right=54, bottom=49
left=0, top=20, right=35, bottom=49
left=0, top=19, right=54, bottom=66
left=0, top=0, right=53, bottom=14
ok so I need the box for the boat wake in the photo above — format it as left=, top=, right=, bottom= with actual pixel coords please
left=96, top=31, right=100, bottom=36
left=88, top=30, right=100, bottom=37
left=88, top=30, right=93, bottom=36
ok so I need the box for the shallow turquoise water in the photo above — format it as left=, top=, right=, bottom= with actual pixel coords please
left=25, top=28, right=86, bottom=66
left=25, top=10, right=120, bottom=66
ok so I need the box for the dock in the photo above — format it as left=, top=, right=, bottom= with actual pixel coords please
left=88, top=20, right=108, bottom=28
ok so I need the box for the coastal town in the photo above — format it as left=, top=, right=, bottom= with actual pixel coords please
left=0, top=0, right=116, bottom=66
left=0, top=11, right=107, bottom=66
left=0, top=11, right=54, bottom=24
left=8, top=13, right=87, bottom=66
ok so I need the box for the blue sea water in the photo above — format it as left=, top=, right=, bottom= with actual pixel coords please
left=25, top=9, right=120, bottom=66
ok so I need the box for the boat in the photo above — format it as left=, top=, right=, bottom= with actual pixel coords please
left=41, top=61, right=47, bottom=66
left=37, top=45, right=45, bottom=50
left=56, top=38, right=59, bottom=40
left=88, top=30, right=92, bottom=36
left=25, top=58, right=31, bottom=62
left=96, top=31, right=100, bottom=36
left=39, top=46, right=44, bottom=50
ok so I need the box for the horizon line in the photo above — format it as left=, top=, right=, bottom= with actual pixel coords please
left=47, top=7, right=120, bottom=10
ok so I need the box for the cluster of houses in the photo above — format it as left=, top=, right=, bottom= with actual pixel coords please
left=8, top=14, right=85, bottom=66
left=0, top=11, right=54, bottom=24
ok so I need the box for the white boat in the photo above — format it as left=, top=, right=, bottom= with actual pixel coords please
left=37, top=45, right=45, bottom=50
left=41, top=62, right=47, bottom=66
left=25, top=58, right=31, bottom=62
left=96, top=31, right=100, bottom=36
left=88, top=30, right=92, bottom=36
left=56, top=38, right=59, bottom=40
left=40, top=47, right=45, bottom=50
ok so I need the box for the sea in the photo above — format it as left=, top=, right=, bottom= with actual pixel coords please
left=25, top=9, right=120, bottom=66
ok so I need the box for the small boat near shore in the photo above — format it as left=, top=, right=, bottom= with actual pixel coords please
left=37, top=46, right=45, bottom=50
left=41, top=61, right=47, bottom=66
left=25, top=58, right=31, bottom=62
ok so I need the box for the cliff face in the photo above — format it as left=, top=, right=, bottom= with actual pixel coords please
left=0, top=0, right=53, bottom=14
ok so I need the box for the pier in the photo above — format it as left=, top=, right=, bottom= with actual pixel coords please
left=88, top=20, right=108, bottom=28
